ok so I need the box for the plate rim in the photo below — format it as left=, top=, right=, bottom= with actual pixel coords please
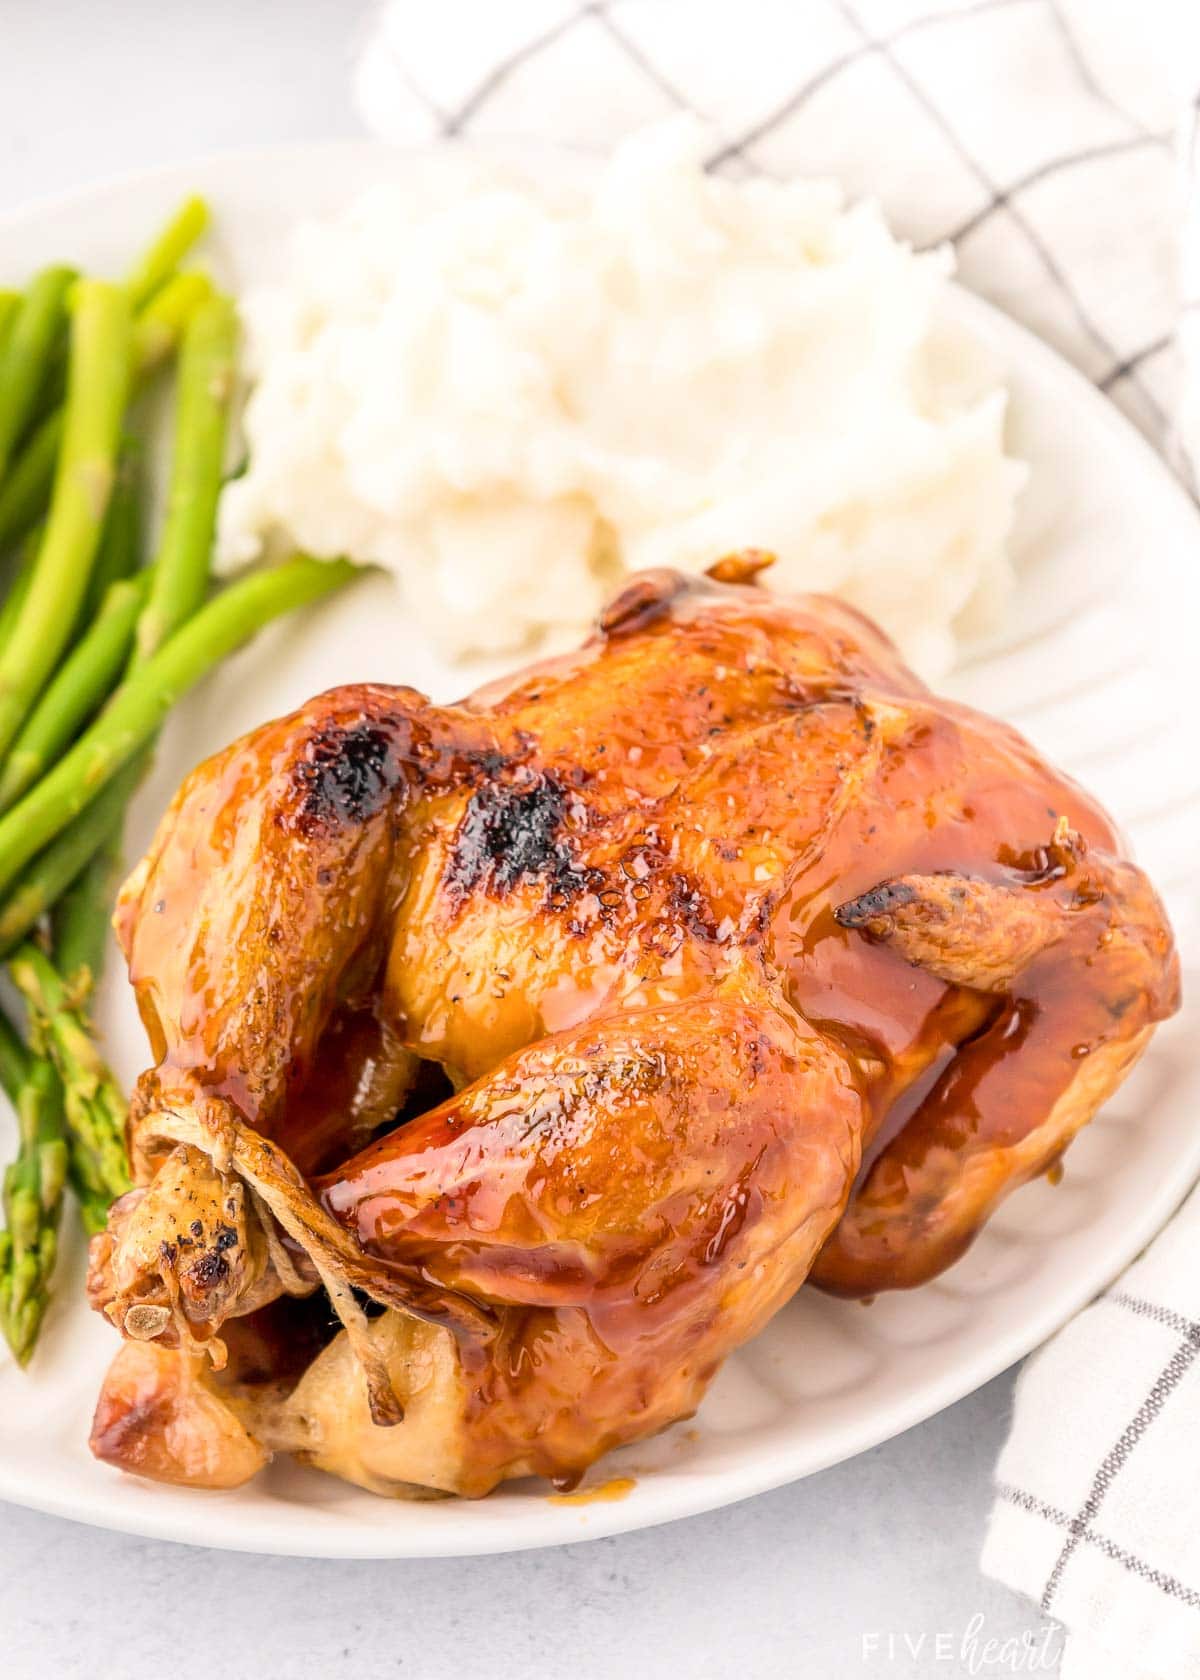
left=0, top=135, right=1196, bottom=1558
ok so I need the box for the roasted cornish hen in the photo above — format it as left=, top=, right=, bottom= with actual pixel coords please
left=87, top=557, right=1178, bottom=1497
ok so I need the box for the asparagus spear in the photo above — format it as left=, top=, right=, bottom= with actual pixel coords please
left=130, top=270, right=214, bottom=375
left=7, top=920, right=115, bottom=1236
left=0, top=433, right=147, bottom=947
left=0, top=874, right=118, bottom=1240
left=0, top=555, right=356, bottom=903
left=70, top=1177, right=115, bottom=1239
left=135, top=296, right=238, bottom=660
left=125, top=197, right=209, bottom=311
left=0, top=573, right=150, bottom=813
left=0, top=932, right=114, bottom=1241
left=9, top=944, right=129, bottom=1208
left=0, top=527, right=39, bottom=648
left=0, top=291, right=19, bottom=354
left=0, top=1011, right=68, bottom=1365
left=0, top=1005, right=27, bottom=1103
left=52, top=832, right=126, bottom=1003
left=29, top=444, right=151, bottom=969
left=0, top=274, right=212, bottom=560
left=46, top=452, right=146, bottom=980
left=45, top=786, right=133, bottom=1226
left=0, top=764, right=139, bottom=959
left=81, top=439, right=141, bottom=623
left=0, top=266, right=75, bottom=485
left=48, top=296, right=239, bottom=984
left=45, top=793, right=129, bottom=1230
left=0, top=198, right=210, bottom=558
left=0, top=416, right=61, bottom=557
left=0, top=281, right=132, bottom=767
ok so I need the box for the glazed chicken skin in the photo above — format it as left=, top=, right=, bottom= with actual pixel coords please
left=87, top=558, right=1178, bottom=1498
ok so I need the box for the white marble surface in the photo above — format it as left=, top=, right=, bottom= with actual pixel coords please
left=0, top=5, right=1060, bottom=1675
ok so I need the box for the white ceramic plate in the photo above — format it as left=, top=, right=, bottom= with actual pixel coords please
left=0, top=142, right=1197, bottom=1558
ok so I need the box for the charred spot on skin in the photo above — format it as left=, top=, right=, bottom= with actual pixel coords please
left=185, top=1249, right=230, bottom=1292
left=666, top=872, right=722, bottom=943
left=292, top=722, right=400, bottom=833
left=447, top=770, right=589, bottom=902
left=834, top=880, right=917, bottom=937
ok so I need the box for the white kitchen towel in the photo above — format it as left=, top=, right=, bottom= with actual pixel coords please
left=982, top=1142, right=1200, bottom=1680
left=354, top=4, right=1200, bottom=1673
left=355, top=0, right=1199, bottom=482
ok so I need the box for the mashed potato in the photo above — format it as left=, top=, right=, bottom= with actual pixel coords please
left=218, top=119, right=1025, bottom=677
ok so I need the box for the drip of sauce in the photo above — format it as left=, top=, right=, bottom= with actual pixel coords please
left=549, top=1475, right=637, bottom=1506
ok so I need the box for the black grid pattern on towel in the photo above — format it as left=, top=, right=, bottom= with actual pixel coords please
left=386, top=0, right=1179, bottom=465
left=998, top=1292, right=1200, bottom=1616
